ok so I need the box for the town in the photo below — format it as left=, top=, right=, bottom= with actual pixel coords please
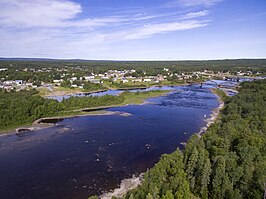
left=0, top=63, right=261, bottom=95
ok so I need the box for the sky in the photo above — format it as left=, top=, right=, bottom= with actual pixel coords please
left=0, top=0, right=265, bottom=60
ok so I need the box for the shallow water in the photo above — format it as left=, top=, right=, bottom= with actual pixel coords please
left=0, top=83, right=225, bottom=199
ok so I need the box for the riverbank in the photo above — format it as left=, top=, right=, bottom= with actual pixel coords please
left=0, top=90, right=170, bottom=135
left=198, top=88, right=226, bottom=136
left=37, top=81, right=189, bottom=98
left=100, top=174, right=144, bottom=199
left=89, top=88, right=228, bottom=199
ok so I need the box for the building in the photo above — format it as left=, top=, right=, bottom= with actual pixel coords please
left=53, top=80, right=62, bottom=83
left=143, top=78, right=152, bottom=82
left=133, top=79, right=142, bottom=83
left=84, top=76, right=95, bottom=80
left=155, top=75, right=164, bottom=82
left=89, top=79, right=102, bottom=84
left=3, top=80, right=14, bottom=85
left=122, top=78, right=129, bottom=83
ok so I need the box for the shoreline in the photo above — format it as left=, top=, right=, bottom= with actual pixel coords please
left=42, top=82, right=189, bottom=98
left=0, top=110, right=134, bottom=137
left=198, top=88, right=225, bottom=136
left=96, top=88, right=227, bottom=199
left=44, top=88, right=109, bottom=97
left=43, top=86, right=152, bottom=98
left=0, top=111, right=117, bottom=137
left=100, top=174, right=144, bottom=199
left=0, top=90, right=170, bottom=136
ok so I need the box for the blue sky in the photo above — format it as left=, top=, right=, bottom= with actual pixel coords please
left=0, top=0, right=265, bottom=60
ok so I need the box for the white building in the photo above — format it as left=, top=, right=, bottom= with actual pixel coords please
left=143, top=78, right=152, bottom=82
left=84, top=76, right=95, bottom=80
left=133, top=79, right=142, bottom=83
left=122, top=79, right=129, bottom=83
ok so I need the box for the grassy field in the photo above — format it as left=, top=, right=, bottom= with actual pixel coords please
left=121, top=90, right=169, bottom=105
left=211, top=88, right=228, bottom=102
left=37, top=86, right=84, bottom=97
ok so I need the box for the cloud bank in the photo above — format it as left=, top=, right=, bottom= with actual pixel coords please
left=0, top=0, right=221, bottom=59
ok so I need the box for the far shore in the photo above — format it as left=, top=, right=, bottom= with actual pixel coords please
left=40, top=82, right=190, bottom=98
left=41, top=86, right=150, bottom=98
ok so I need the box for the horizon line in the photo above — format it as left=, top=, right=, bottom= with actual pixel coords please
left=1, top=57, right=266, bottom=62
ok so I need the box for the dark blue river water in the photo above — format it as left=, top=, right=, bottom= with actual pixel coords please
left=0, top=83, right=222, bottom=199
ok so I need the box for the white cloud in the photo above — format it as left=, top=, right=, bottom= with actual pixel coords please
left=0, top=0, right=215, bottom=59
left=183, top=10, right=209, bottom=19
left=172, top=0, right=222, bottom=7
left=0, top=0, right=161, bottom=29
left=0, top=0, right=82, bottom=27
left=124, top=20, right=208, bottom=40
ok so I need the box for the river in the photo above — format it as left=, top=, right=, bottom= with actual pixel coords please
left=0, top=80, right=238, bottom=199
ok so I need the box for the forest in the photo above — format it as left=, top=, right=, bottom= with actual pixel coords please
left=0, top=89, right=120, bottom=130
left=0, top=89, right=167, bottom=131
left=91, top=79, right=265, bottom=199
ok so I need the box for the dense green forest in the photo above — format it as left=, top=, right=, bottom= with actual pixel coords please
left=0, top=89, right=166, bottom=131
left=0, top=89, right=122, bottom=130
left=97, top=80, right=265, bottom=199
left=1, top=59, right=266, bottom=72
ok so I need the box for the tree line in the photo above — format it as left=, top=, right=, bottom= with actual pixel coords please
left=0, top=89, right=125, bottom=130
left=0, top=89, right=166, bottom=131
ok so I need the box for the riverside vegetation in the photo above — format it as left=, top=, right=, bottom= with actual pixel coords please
left=89, top=79, right=266, bottom=199
left=0, top=89, right=168, bottom=132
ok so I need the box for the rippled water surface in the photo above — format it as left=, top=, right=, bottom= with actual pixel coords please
left=0, top=83, right=223, bottom=199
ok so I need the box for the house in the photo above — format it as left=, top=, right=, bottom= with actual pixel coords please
left=84, top=76, right=95, bottom=80
left=155, top=75, right=164, bottom=82
left=133, top=79, right=142, bottom=83
left=3, top=80, right=14, bottom=85
left=89, top=79, right=102, bottom=84
left=122, top=78, right=129, bottom=83
left=0, top=68, right=8, bottom=72
left=25, top=82, right=33, bottom=87
left=101, top=76, right=109, bottom=80
left=143, top=78, right=152, bottom=82
left=53, top=80, right=61, bottom=83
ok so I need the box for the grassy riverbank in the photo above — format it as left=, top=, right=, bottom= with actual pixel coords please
left=36, top=79, right=189, bottom=98
left=0, top=89, right=169, bottom=134
left=211, top=88, right=228, bottom=102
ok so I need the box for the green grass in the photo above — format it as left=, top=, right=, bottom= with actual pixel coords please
left=212, top=88, right=228, bottom=102
left=121, top=90, right=169, bottom=105
left=36, top=86, right=84, bottom=97
left=0, top=122, right=33, bottom=134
